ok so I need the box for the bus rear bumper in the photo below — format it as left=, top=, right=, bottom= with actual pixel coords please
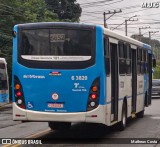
left=13, top=103, right=106, bottom=124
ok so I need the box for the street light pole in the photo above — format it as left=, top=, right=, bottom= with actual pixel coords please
left=125, top=15, right=138, bottom=36
left=125, top=20, right=127, bottom=36
left=103, top=9, right=122, bottom=28
left=139, top=26, right=150, bottom=41
left=149, top=31, right=159, bottom=45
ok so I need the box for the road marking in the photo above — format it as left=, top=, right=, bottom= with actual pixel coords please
left=151, top=116, right=160, bottom=119
left=10, top=144, right=20, bottom=147
left=2, top=145, right=12, bottom=147
left=25, top=128, right=52, bottom=138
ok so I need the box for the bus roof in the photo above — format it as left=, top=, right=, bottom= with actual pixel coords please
left=14, top=22, right=151, bottom=51
left=103, top=27, right=151, bottom=51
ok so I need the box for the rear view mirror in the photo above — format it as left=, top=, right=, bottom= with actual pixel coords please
left=153, top=59, right=156, bottom=68
left=12, top=30, right=16, bottom=37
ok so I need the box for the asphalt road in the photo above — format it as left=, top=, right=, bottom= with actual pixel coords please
left=35, top=98, right=160, bottom=146
left=1, top=98, right=160, bottom=146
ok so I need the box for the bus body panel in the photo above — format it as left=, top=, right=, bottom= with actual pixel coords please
left=12, top=22, right=153, bottom=127
left=12, top=25, right=106, bottom=116
left=13, top=102, right=106, bottom=124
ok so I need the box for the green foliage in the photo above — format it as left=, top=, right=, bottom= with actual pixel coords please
left=153, top=61, right=160, bottom=79
left=0, top=0, right=81, bottom=100
left=45, top=0, right=82, bottom=22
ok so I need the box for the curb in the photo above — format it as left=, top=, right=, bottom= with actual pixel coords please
left=0, top=103, right=12, bottom=109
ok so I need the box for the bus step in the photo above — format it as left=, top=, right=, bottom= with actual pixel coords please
left=131, top=113, right=136, bottom=118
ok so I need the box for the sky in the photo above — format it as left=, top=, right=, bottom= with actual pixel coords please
left=77, top=0, right=160, bottom=40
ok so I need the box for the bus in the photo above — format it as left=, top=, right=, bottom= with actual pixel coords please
left=12, top=22, right=155, bottom=130
left=0, top=58, right=9, bottom=104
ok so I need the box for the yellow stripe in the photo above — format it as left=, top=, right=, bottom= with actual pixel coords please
left=2, top=145, right=12, bottom=147
left=25, top=128, right=51, bottom=138
left=10, top=144, right=20, bottom=147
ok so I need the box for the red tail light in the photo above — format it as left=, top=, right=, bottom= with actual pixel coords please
left=87, top=77, right=100, bottom=111
left=14, top=76, right=26, bottom=109
left=91, top=94, right=97, bottom=99
left=16, top=91, right=22, bottom=97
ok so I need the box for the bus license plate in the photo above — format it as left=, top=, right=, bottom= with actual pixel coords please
left=48, top=103, right=63, bottom=108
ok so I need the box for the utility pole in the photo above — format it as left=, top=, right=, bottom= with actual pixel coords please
left=139, top=26, right=150, bottom=41
left=149, top=31, right=159, bottom=45
left=103, top=9, right=122, bottom=28
left=149, top=31, right=159, bottom=57
left=125, top=16, right=138, bottom=36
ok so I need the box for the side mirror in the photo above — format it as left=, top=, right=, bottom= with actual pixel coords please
left=12, top=30, right=16, bottom=37
left=153, top=59, right=156, bottom=68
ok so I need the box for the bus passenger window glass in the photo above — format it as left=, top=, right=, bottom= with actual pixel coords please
left=22, top=29, right=49, bottom=55
left=143, top=50, right=146, bottom=61
left=119, top=42, right=125, bottom=75
left=125, top=44, right=130, bottom=59
left=125, top=45, right=131, bottom=74
left=104, top=38, right=109, bottom=57
left=137, top=48, right=141, bottom=74
left=0, top=63, right=8, bottom=90
left=50, top=29, right=91, bottom=56
left=21, top=29, right=92, bottom=58
left=138, top=48, right=142, bottom=61
left=119, top=43, right=124, bottom=58
left=104, top=37, right=110, bottom=75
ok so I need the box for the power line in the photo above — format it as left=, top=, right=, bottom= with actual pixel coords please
left=80, top=0, right=114, bottom=6
left=83, top=4, right=140, bottom=14
left=82, top=0, right=123, bottom=8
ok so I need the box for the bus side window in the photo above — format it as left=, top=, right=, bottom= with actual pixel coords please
left=125, top=44, right=131, bottom=75
left=137, top=48, right=142, bottom=74
left=119, top=42, right=125, bottom=75
left=104, top=37, right=110, bottom=76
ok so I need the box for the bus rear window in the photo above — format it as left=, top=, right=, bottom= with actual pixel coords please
left=21, top=29, right=92, bottom=61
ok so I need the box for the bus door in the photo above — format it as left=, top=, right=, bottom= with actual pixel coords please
left=131, top=47, right=137, bottom=112
left=110, top=38, right=119, bottom=122
left=148, top=53, right=152, bottom=105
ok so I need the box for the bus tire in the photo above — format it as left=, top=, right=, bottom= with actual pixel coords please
left=118, top=101, right=127, bottom=131
left=48, top=122, right=71, bottom=130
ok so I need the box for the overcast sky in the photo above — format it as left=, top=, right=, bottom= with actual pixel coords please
left=77, top=0, right=160, bottom=40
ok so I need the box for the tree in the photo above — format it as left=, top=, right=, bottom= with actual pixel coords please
left=45, top=0, right=82, bottom=22
left=0, top=0, right=60, bottom=100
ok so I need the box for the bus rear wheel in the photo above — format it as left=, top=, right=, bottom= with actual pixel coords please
left=118, top=102, right=127, bottom=131
left=48, top=122, right=71, bottom=130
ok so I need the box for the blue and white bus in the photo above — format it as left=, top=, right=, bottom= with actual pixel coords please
left=12, top=22, right=155, bottom=130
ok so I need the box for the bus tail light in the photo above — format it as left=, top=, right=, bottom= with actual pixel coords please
left=90, top=93, right=97, bottom=99
left=15, top=84, right=21, bottom=90
left=92, top=86, right=98, bottom=92
left=16, top=91, right=22, bottom=97
left=14, top=76, right=26, bottom=109
left=87, top=77, right=100, bottom=111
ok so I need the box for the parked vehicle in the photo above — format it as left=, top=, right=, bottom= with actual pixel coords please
left=152, top=79, right=160, bottom=97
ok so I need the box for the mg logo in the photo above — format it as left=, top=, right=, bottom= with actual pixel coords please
left=142, top=2, right=159, bottom=8
left=52, top=93, right=59, bottom=100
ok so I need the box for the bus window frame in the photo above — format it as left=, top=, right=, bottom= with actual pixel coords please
left=17, top=26, right=96, bottom=69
